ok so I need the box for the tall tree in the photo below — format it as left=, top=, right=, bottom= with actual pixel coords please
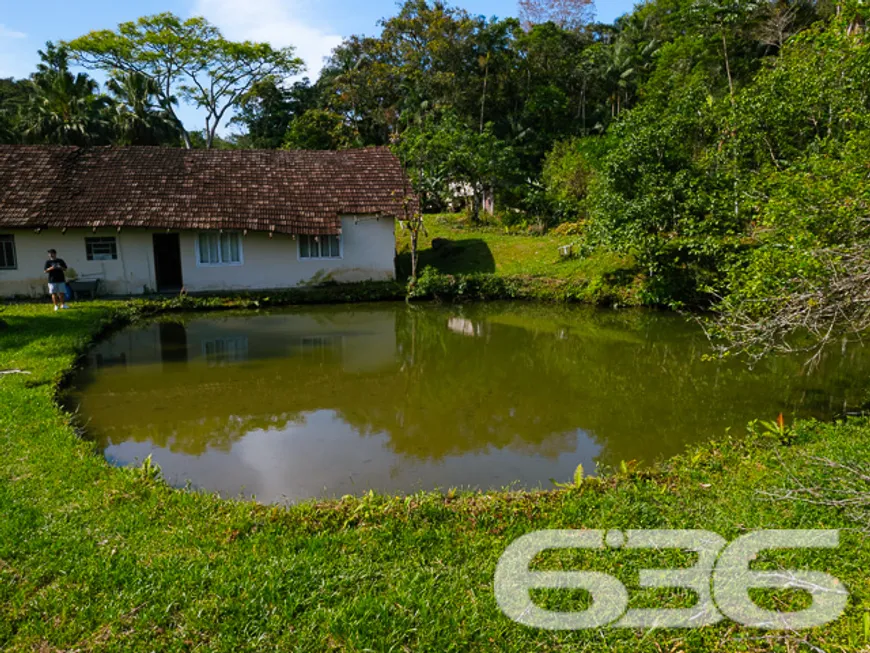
left=107, top=72, right=180, bottom=146
left=0, top=78, right=30, bottom=144
left=507, top=21, right=601, bottom=171
left=22, top=42, right=110, bottom=146
left=686, top=0, right=766, bottom=101
left=231, top=78, right=320, bottom=149
left=396, top=111, right=516, bottom=219
left=283, top=109, right=360, bottom=150
left=518, top=0, right=596, bottom=30
left=66, top=13, right=304, bottom=148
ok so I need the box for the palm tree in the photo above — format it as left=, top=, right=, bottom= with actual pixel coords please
left=0, top=78, right=28, bottom=144
left=600, top=39, right=632, bottom=118
left=107, top=72, right=180, bottom=146
left=598, top=34, right=657, bottom=119
left=23, top=42, right=110, bottom=146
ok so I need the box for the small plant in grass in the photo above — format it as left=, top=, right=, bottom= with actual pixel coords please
left=552, top=463, right=585, bottom=489
left=750, top=413, right=796, bottom=444
left=136, top=454, right=162, bottom=482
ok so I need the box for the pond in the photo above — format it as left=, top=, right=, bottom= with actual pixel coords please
left=68, top=302, right=870, bottom=503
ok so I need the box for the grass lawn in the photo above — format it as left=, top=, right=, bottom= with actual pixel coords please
left=395, top=214, right=644, bottom=304
left=1, top=298, right=869, bottom=651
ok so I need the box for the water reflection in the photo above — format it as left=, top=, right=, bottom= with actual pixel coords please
left=68, top=303, right=870, bottom=503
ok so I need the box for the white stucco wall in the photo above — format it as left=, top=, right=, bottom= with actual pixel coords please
left=0, top=229, right=156, bottom=297
left=0, top=216, right=395, bottom=297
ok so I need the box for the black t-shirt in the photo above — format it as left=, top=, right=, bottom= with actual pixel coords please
left=45, top=259, right=67, bottom=283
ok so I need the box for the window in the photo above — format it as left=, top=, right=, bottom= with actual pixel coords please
left=202, top=336, right=248, bottom=366
left=85, top=237, right=118, bottom=261
left=0, top=235, right=16, bottom=270
left=299, top=234, right=341, bottom=260
left=300, top=335, right=340, bottom=349
left=295, top=335, right=342, bottom=361
left=197, top=232, right=243, bottom=266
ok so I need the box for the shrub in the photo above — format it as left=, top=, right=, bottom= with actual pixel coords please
left=550, top=221, right=585, bottom=237
left=408, top=268, right=522, bottom=301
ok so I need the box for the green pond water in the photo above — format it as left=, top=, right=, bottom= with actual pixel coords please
left=68, top=302, right=870, bottom=503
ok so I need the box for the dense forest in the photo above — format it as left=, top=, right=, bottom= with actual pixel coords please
left=1, top=0, right=868, bottom=356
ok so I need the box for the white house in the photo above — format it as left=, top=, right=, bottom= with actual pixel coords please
left=0, top=145, right=415, bottom=297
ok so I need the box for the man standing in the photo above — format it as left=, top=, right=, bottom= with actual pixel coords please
left=45, top=249, right=68, bottom=311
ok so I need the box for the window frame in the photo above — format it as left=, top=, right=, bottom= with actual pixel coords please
left=0, top=234, right=17, bottom=270
left=85, top=236, right=118, bottom=261
left=295, top=335, right=344, bottom=361
left=297, top=234, right=343, bottom=261
left=201, top=336, right=249, bottom=366
left=195, top=231, right=245, bottom=267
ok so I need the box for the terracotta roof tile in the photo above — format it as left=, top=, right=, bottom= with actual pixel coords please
left=0, top=145, right=416, bottom=235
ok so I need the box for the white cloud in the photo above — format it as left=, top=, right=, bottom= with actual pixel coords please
left=0, top=24, right=30, bottom=79
left=192, top=0, right=343, bottom=77
left=0, top=24, right=26, bottom=40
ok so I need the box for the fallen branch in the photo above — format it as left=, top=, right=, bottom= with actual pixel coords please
left=759, top=453, right=870, bottom=532
left=705, top=244, right=870, bottom=364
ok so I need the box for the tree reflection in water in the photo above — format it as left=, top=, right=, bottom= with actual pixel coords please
left=67, top=303, right=870, bottom=502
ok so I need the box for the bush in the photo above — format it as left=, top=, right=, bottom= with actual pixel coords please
left=541, top=137, right=598, bottom=221
left=408, top=268, right=522, bottom=301
left=550, top=221, right=585, bottom=237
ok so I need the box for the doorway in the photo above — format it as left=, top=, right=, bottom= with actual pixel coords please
left=153, top=233, right=183, bottom=292
left=159, top=321, right=189, bottom=365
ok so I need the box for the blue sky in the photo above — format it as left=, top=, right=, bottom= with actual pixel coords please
left=0, top=0, right=637, bottom=135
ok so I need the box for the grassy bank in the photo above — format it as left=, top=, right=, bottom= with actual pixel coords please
left=396, top=214, right=645, bottom=305
left=1, top=299, right=869, bottom=651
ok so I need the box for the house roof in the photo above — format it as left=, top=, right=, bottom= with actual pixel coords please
left=0, top=145, right=414, bottom=236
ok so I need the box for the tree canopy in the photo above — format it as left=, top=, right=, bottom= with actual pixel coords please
left=65, top=12, right=303, bottom=148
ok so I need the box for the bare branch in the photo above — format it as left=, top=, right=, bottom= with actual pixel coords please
left=759, top=450, right=870, bottom=533
left=518, top=0, right=596, bottom=31
left=704, top=244, right=870, bottom=363
left=757, top=2, right=801, bottom=49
